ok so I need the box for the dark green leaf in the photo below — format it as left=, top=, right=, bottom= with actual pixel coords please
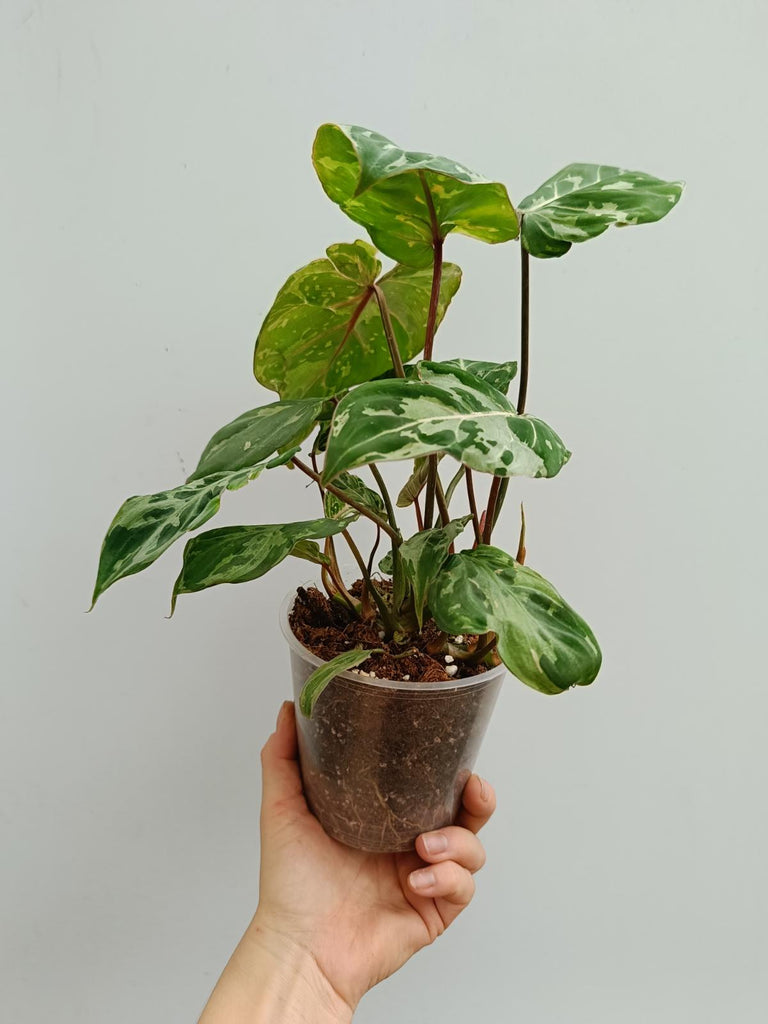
left=399, top=516, right=472, bottom=628
left=189, top=399, right=325, bottom=480
left=299, top=647, right=383, bottom=717
left=171, top=517, right=356, bottom=612
left=313, top=124, right=519, bottom=267
left=518, top=163, right=684, bottom=259
left=253, top=239, right=461, bottom=399
left=430, top=546, right=602, bottom=694
left=323, top=361, right=570, bottom=484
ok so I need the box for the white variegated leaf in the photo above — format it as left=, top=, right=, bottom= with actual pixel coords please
left=518, top=163, right=684, bottom=259
left=171, top=517, right=357, bottom=612
left=189, top=398, right=326, bottom=480
left=430, top=546, right=602, bottom=694
left=92, top=465, right=269, bottom=606
left=398, top=516, right=472, bottom=628
left=323, top=361, right=569, bottom=484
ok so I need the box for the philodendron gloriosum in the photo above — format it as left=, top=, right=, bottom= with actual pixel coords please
left=92, top=124, right=683, bottom=713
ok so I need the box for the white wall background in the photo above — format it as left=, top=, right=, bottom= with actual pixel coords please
left=3, top=1, right=767, bottom=1021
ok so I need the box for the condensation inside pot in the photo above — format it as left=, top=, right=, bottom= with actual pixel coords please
left=290, top=648, right=504, bottom=853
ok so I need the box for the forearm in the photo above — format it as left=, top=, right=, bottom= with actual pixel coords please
left=199, top=915, right=354, bottom=1024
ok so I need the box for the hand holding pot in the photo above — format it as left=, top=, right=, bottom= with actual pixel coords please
left=199, top=699, right=496, bottom=1023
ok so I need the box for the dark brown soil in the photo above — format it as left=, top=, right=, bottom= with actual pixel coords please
left=289, top=585, right=488, bottom=683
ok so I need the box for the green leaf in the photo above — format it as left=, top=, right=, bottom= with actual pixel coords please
left=323, top=361, right=570, bottom=484
left=399, top=516, right=472, bottom=628
left=290, top=539, right=331, bottom=566
left=437, top=358, right=518, bottom=395
left=92, top=465, right=267, bottom=606
left=430, top=546, right=602, bottom=694
left=378, top=550, right=394, bottom=575
left=518, top=163, right=684, bottom=259
left=171, top=517, right=356, bottom=612
left=323, top=471, right=387, bottom=521
left=253, top=240, right=461, bottom=399
left=299, top=647, right=383, bottom=718
left=312, top=124, right=519, bottom=267
left=396, top=455, right=432, bottom=508
left=189, top=398, right=325, bottom=480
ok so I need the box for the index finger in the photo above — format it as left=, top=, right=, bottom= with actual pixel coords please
left=455, top=773, right=496, bottom=834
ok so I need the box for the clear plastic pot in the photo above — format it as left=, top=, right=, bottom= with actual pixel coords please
left=280, top=593, right=505, bottom=853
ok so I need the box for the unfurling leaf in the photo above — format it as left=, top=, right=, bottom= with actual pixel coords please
left=323, top=361, right=569, bottom=484
left=518, top=163, right=684, bottom=259
left=299, top=647, right=384, bottom=717
left=253, top=239, right=461, bottom=399
left=398, top=516, right=472, bottom=628
left=312, top=125, right=519, bottom=267
left=171, top=517, right=357, bottom=612
left=430, top=546, right=602, bottom=694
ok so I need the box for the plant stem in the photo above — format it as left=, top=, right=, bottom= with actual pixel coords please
left=419, top=171, right=443, bottom=361
left=481, top=245, right=531, bottom=543
left=342, top=529, right=395, bottom=636
left=483, top=476, right=501, bottom=545
left=414, top=495, right=424, bottom=531
left=435, top=475, right=450, bottom=528
left=369, top=462, right=404, bottom=601
left=423, top=459, right=437, bottom=530
left=369, top=463, right=399, bottom=534
left=465, top=467, right=482, bottom=545
left=516, top=243, right=530, bottom=415
left=291, top=457, right=400, bottom=545
left=372, top=285, right=405, bottom=378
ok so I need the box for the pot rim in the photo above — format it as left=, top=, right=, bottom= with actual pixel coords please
left=280, top=589, right=507, bottom=692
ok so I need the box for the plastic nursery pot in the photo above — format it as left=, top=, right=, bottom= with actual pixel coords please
left=280, top=593, right=505, bottom=853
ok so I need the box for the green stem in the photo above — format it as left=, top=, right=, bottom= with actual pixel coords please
left=291, top=457, right=400, bottom=546
left=372, top=285, right=405, bottom=378
left=342, top=529, right=395, bottom=637
left=369, top=462, right=404, bottom=603
left=423, top=456, right=437, bottom=530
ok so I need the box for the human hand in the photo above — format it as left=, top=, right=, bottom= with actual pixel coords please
left=199, top=699, right=496, bottom=1022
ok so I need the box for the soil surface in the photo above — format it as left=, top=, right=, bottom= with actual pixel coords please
left=289, top=584, right=488, bottom=683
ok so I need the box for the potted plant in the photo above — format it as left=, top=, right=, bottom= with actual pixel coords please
left=92, top=124, right=683, bottom=852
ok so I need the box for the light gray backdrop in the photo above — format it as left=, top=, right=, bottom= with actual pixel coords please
left=3, top=1, right=766, bottom=1021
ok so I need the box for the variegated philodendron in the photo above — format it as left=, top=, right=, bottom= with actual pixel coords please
left=92, top=122, right=683, bottom=710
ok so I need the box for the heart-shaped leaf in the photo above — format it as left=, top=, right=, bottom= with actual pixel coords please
left=430, top=546, right=602, bottom=694
left=518, top=163, right=684, bottom=259
left=91, top=465, right=271, bottom=606
left=298, top=647, right=383, bottom=718
left=253, top=240, right=462, bottom=399
left=171, top=517, right=357, bottom=612
left=189, top=398, right=326, bottom=480
left=323, top=361, right=570, bottom=484
left=313, top=125, right=519, bottom=267
left=398, top=516, right=472, bottom=628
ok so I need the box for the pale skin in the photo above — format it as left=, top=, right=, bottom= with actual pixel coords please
left=199, top=699, right=497, bottom=1022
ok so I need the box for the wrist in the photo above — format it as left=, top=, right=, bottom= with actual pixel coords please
left=200, top=911, right=354, bottom=1024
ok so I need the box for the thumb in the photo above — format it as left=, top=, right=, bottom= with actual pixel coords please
left=260, top=700, right=304, bottom=811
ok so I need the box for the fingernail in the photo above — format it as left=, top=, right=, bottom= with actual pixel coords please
left=422, top=832, right=448, bottom=855
left=276, top=701, right=290, bottom=728
left=410, top=869, right=436, bottom=890
left=477, top=775, right=488, bottom=801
